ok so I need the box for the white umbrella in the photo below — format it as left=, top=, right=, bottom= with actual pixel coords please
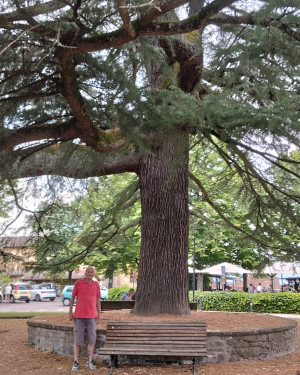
left=188, top=267, right=202, bottom=274
left=198, top=262, right=252, bottom=276
left=262, top=262, right=300, bottom=275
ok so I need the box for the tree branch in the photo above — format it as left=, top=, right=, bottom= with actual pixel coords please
left=64, top=0, right=238, bottom=55
left=0, top=0, right=67, bottom=23
left=189, top=171, right=275, bottom=249
left=117, top=0, right=136, bottom=38
left=3, top=142, right=140, bottom=179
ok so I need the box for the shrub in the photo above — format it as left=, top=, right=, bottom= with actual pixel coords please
left=189, top=291, right=300, bottom=314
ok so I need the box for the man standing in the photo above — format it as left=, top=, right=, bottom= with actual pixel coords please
left=69, top=267, right=101, bottom=371
left=248, top=284, right=255, bottom=293
left=256, top=283, right=263, bottom=293
left=4, top=284, right=12, bottom=303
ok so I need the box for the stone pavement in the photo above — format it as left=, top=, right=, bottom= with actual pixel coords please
left=269, top=313, right=300, bottom=320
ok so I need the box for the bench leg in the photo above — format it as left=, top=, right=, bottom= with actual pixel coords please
left=193, top=357, right=196, bottom=375
left=109, top=356, right=113, bottom=375
left=109, top=355, right=118, bottom=375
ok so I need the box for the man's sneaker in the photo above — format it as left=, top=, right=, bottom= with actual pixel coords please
left=72, top=361, right=80, bottom=371
left=86, top=360, right=97, bottom=370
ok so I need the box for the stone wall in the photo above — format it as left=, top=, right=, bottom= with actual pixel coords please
left=207, top=323, right=298, bottom=363
left=27, top=318, right=298, bottom=364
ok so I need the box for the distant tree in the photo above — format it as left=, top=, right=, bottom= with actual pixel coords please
left=0, top=274, right=13, bottom=286
left=0, top=1, right=299, bottom=315
left=27, top=174, right=140, bottom=284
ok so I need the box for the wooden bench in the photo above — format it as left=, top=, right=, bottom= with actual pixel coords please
left=101, top=300, right=198, bottom=311
left=101, top=300, right=135, bottom=310
left=99, top=321, right=207, bottom=375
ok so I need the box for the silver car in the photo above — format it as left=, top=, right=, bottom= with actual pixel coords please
left=30, top=284, right=56, bottom=302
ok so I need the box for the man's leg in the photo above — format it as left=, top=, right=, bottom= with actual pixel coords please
left=85, top=319, right=97, bottom=369
left=87, top=344, right=95, bottom=362
left=73, top=344, right=80, bottom=362
left=72, top=319, right=84, bottom=371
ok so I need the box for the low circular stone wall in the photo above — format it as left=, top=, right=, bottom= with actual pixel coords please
left=27, top=316, right=298, bottom=364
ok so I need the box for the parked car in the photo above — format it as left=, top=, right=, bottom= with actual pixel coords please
left=100, top=284, right=108, bottom=300
left=30, top=284, right=56, bottom=302
left=40, top=282, right=58, bottom=295
left=0, top=291, right=2, bottom=303
left=60, top=285, right=74, bottom=306
left=10, top=282, right=31, bottom=303
left=60, top=284, right=108, bottom=305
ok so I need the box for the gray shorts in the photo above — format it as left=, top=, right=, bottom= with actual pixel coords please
left=73, top=318, right=97, bottom=346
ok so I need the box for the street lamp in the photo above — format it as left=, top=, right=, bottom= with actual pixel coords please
left=192, top=223, right=198, bottom=303
left=193, top=233, right=196, bottom=302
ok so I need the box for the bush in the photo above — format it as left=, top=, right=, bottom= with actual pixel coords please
left=189, top=291, right=300, bottom=314
left=108, top=286, right=135, bottom=300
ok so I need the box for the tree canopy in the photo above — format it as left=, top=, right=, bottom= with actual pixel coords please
left=0, top=0, right=299, bottom=315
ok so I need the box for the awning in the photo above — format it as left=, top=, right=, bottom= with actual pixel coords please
left=262, top=262, right=300, bottom=276
left=198, top=262, right=252, bottom=276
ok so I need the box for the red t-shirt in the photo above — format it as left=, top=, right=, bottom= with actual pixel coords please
left=72, top=279, right=100, bottom=318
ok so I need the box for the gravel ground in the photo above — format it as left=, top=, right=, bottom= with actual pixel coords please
left=0, top=311, right=299, bottom=375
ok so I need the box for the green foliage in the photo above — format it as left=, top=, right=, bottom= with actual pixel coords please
left=191, top=291, right=300, bottom=314
left=108, top=286, right=135, bottom=301
left=0, top=274, right=12, bottom=286
left=189, top=137, right=300, bottom=268
left=0, top=180, right=18, bottom=219
left=26, top=173, right=141, bottom=278
left=251, top=292, right=300, bottom=314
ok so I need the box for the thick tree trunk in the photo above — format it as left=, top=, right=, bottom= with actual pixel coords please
left=133, top=131, right=190, bottom=316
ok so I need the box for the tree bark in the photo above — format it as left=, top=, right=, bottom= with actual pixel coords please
left=133, top=131, right=190, bottom=316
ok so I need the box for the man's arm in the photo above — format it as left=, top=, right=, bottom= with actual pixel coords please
left=96, top=297, right=101, bottom=322
left=69, top=296, right=76, bottom=321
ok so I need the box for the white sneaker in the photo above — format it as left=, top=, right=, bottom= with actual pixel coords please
left=72, top=361, right=80, bottom=371
left=86, top=360, right=97, bottom=370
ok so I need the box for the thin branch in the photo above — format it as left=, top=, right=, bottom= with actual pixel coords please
left=117, top=0, right=136, bottom=38
left=207, top=135, right=300, bottom=205
left=55, top=28, right=77, bottom=49
left=119, top=0, right=155, bottom=9
left=0, top=0, right=67, bottom=23
left=189, top=172, right=274, bottom=248
left=0, top=25, right=39, bottom=56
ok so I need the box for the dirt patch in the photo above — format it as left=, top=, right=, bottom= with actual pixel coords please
left=1, top=311, right=300, bottom=375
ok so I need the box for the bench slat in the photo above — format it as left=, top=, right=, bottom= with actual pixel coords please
left=104, top=338, right=207, bottom=344
left=100, top=349, right=207, bottom=356
left=106, top=333, right=205, bottom=337
left=106, top=328, right=206, bottom=332
left=104, top=344, right=206, bottom=348
left=107, top=321, right=205, bottom=327
left=107, top=340, right=206, bottom=349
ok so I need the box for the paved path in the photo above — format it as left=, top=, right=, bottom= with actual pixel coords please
left=269, top=313, right=300, bottom=320
left=0, top=299, right=67, bottom=313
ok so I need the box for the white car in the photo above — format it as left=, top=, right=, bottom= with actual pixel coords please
left=0, top=291, right=2, bottom=303
left=30, top=284, right=56, bottom=302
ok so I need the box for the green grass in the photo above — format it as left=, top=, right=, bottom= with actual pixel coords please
left=0, top=311, right=65, bottom=319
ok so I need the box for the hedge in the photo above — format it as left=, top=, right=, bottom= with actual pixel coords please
left=189, top=291, right=300, bottom=314
left=107, top=288, right=300, bottom=314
